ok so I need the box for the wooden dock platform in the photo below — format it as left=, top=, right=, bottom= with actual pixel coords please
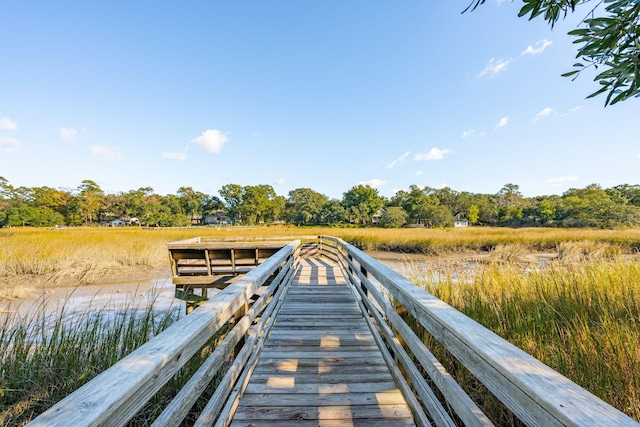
left=230, top=257, right=415, bottom=426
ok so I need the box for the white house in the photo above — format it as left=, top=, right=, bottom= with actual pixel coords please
left=108, top=217, right=140, bottom=227
left=203, top=210, right=232, bottom=226
left=372, top=208, right=385, bottom=225
left=454, top=213, right=469, bottom=228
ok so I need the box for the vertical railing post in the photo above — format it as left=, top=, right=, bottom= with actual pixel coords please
left=360, top=265, right=368, bottom=298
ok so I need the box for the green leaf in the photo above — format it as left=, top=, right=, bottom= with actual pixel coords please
left=561, top=70, right=581, bottom=77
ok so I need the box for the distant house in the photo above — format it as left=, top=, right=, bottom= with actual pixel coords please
left=372, top=208, right=385, bottom=225
left=203, top=210, right=232, bottom=226
left=454, top=213, right=469, bottom=228
left=107, top=217, right=140, bottom=227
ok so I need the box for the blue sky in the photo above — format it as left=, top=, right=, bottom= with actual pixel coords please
left=1, top=1, right=638, bottom=200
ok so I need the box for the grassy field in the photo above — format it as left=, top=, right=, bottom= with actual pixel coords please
left=1, top=226, right=639, bottom=424
left=1, top=225, right=639, bottom=291
left=405, top=257, right=640, bottom=423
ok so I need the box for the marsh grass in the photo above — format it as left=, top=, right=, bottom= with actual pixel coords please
left=2, top=226, right=640, bottom=288
left=0, top=295, right=191, bottom=426
left=405, top=258, right=640, bottom=423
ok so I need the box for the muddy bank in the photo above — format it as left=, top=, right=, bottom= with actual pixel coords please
left=0, top=267, right=170, bottom=301
left=0, top=249, right=559, bottom=316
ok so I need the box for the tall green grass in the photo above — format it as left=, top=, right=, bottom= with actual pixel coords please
left=0, top=298, right=187, bottom=426
left=405, top=258, right=640, bottom=423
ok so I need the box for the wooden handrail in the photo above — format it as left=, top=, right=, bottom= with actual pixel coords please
left=320, top=235, right=639, bottom=427
left=27, top=240, right=300, bottom=427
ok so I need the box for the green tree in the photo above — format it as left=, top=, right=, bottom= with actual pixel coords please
left=341, top=185, right=384, bottom=225
left=468, top=0, right=640, bottom=105
left=541, top=199, right=555, bottom=220
left=392, top=185, right=452, bottom=226
left=612, top=184, right=640, bottom=206
left=6, top=205, right=65, bottom=227
left=558, top=183, right=640, bottom=227
left=319, top=200, right=347, bottom=224
left=286, top=188, right=329, bottom=225
left=378, top=207, right=409, bottom=228
left=496, top=183, right=526, bottom=224
left=177, top=186, right=205, bottom=223
left=219, top=184, right=244, bottom=223
left=468, top=204, right=480, bottom=225
left=223, top=184, right=285, bottom=225
left=202, top=195, right=225, bottom=217
left=74, top=180, right=104, bottom=225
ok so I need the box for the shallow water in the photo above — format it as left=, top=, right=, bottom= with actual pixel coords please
left=1, top=277, right=181, bottom=326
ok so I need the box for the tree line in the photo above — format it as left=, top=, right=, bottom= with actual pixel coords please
left=1, top=176, right=640, bottom=229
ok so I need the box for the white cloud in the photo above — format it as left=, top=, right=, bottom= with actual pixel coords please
left=521, top=39, right=553, bottom=56
left=275, top=178, right=285, bottom=185
left=386, top=151, right=410, bottom=169
left=637, top=152, right=640, bottom=158
left=461, top=129, right=485, bottom=139
left=358, top=178, right=387, bottom=188
left=496, top=0, right=507, bottom=5
left=533, top=107, right=556, bottom=122
left=252, top=132, right=263, bottom=137
left=546, top=175, right=578, bottom=184
left=558, top=106, right=582, bottom=118
left=0, top=136, right=20, bottom=152
left=495, top=117, right=509, bottom=129
left=413, top=148, right=451, bottom=161
left=89, top=145, right=123, bottom=161
left=0, top=116, right=17, bottom=131
left=191, top=129, right=228, bottom=154
left=416, top=171, right=423, bottom=175
left=163, top=152, right=188, bottom=161
left=436, top=183, right=447, bottom=189
left=478, top=58, right=513, bottom=79
left=60, top=127, right=78, bottom=142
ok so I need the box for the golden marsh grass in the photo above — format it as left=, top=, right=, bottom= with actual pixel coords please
left=406, top=258, right=640, bottom=422
left=1, top=226, right=639, bottom=422
left=1, top=226, right=639, bottom=289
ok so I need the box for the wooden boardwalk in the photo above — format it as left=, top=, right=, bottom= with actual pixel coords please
left=230, top=257, right=416, bottom=426
left=30, top=238, right=639, bottom=427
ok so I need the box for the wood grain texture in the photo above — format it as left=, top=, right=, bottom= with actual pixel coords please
left=324, top=236, right=640, bottom=427
left=231, top=258, right=415, bottom=426
left=26, top=242, right=300, bottom=427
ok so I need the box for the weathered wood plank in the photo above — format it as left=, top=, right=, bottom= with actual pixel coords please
left=230, top=419, right=415, bottom=427
left=347, top=257, right=494, bottom=427
left=264, top=336, right=375, bottom=347
left=259, top=350, right=381, bottom=359
left=151, top=260, right=296, bottom=427
left=228, top=257, right=415, bottom=426
left=251, top=372, right=393, bottom=384
left=27, top=241, right=300, bottom=427
left=237, top=391, right=408, bottom=407
left=330, top=236, right=640, bottom=427
left=254, top=356, right=387, bottom=368
left=232, top=404, right=414, bottom=421
left=244, top=381, right=399, bottom=394
left=261, top=345, right=378, bottom=353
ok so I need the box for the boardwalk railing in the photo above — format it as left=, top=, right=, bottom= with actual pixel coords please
left=28, top=240, right=302, bottom=427
left=319, top=235, right=639, bottom=427
left=26, top=236, right=639, bottom=426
